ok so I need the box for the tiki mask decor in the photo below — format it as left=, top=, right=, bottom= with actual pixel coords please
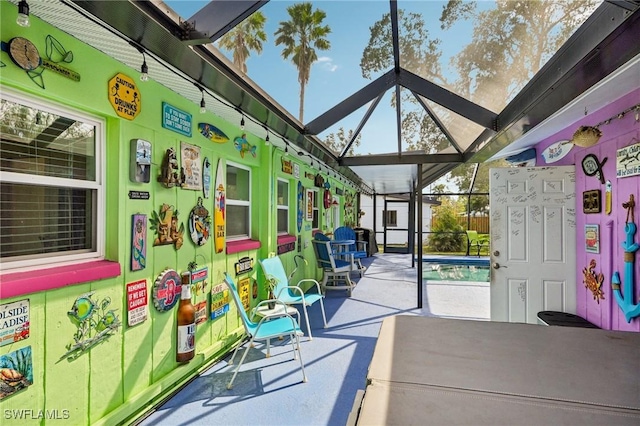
left=582, top=190, right=601, bottom=214
left=150, top=204, right=184, bottom=249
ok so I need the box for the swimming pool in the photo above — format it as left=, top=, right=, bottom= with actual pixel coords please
left=420, top=256, right=490, bottom=282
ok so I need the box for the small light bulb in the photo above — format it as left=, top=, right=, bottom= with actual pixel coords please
left=265, top=133, right=270, bottom=146
left=140, top=60, right=149, bottom=82
left=17, top=1, right=30, bottom=27
left=240, top=116, right=245, bottom=130
left=200, top=97, right=206, bottom=114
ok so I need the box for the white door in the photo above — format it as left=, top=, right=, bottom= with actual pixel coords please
left=490, top=166, right=576, bottom=323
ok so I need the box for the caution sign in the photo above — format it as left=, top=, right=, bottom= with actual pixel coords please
left=108, top=73, right=141, bottom=120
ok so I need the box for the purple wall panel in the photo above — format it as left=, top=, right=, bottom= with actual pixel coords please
left=534, top=89, right=640, bottom=331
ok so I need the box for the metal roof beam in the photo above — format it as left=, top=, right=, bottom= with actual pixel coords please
left=398, top=68, right=498, bottom=129
left=411, top=90, right=463, bottom=154
left=341, top=152, right=464, bottom=166
left=183, top=1, right=268, bottom=45
left=340, top=92, right=384, bottom=158
left=304, top=70, right=396, bottom=135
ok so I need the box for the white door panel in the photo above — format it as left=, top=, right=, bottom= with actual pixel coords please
left=490, top=166, right=576, bottom=324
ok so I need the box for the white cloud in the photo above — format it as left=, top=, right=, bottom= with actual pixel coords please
left=317, top=56, right=338, bottom=72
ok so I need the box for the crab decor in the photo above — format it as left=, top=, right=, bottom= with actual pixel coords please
left=611, top=194, right=640, bottom=323
left=150, top=204, right=185, bottom=249
left=583, top=259, right=605, bottom=303
left=59, top=292, right=121, bottom=361
left=189, top=197, right=211, bottom=246
left=158, top=147, right=183, bottom=188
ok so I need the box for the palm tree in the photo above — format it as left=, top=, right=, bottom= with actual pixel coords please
left=274, top=2, right=331, bottom=122
left=218, top=12, right=267, bottom=74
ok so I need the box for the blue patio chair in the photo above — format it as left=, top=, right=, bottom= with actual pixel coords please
left=223, top=272, right=307, bottom=389
left=312, top=233, right=356, bottom=296
left=259, top=255, right=328, bottom=340
left=333, top=226, right=368, bottom=276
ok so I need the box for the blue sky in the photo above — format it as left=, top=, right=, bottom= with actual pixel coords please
left=165, top=1, right=487, bottom=155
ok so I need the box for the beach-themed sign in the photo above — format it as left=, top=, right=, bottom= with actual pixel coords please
left=210, top=281, right=230, bottom=320
left=131, top=214, right=147, bottom=271
left=162, top=102, right=192, bottom=137
left=234, top=134, right=257, bottom=158
left=181, top=142, right=202, bottom=190
left=541, top=140, right=572, bottom=163
left=0, top=299, right=30, bottom=347
left=294, top=163, right=300, bottom=178
left=214, top=159, right=226, bottom=253
left=306, top=188, right=314, bottom=221
left=188, top=197, right=211, bottom=246
left=198, top=122, right=229, bottom=143
left=153, top=269, right=182, bottom=312
left=239, top=277, right=251, bottom=312
left=203, top=157, right=211, bottom=199
left=297, top=181, right=304, bottom=232
left=235, top=257, right=254, bottom=276
left=616, top=140, right=640, bottom=178
left=108, top=73, right=140, bottom=120
left=191, top=267, right=208, bottom=295
left=0, top=346, right=33, bottom=400
left=126, top=279, right=148, bottom=327
left=585, top=224, right=600, bottom=254
left=282, top=158, right=293, bottom=174
left=194, top=302, right=207, bottom=325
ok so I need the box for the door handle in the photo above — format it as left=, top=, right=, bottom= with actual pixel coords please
left=492, top=262, right=507, bottom=269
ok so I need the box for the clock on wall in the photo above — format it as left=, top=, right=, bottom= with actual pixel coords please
left=8, top=37, right=41, bottom=71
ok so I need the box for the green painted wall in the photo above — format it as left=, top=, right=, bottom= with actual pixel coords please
left=0, top=2, right=357, bottom=425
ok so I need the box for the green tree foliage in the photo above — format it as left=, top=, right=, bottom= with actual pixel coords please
left=323, top=127, right=362, bottom=156
left=428, top=199, right=465, bottom=253
left=218, top=11, right=267, bottom=74
left=274, top=2, right=331, bottom=122
left=448, top=158, right=508, bottom=213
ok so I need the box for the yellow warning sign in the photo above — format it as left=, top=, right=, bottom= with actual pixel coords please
left=108, top=73, right=140, bottom=120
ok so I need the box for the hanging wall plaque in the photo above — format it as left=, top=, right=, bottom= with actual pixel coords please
left=131, top=214, right=147, bottom=271
left=582, top=190, right=601, bottom=214
left=153, top=269, right=181, bottom=312
left=188, top=198, right=211, bottom=246
left=180, top=142, right=202, bottom=190
left=108, top=73, right=140, bottom=120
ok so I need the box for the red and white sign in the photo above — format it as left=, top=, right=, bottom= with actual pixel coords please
left=127, top=279, right=148, bottom=326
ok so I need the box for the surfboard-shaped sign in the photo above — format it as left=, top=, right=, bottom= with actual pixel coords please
left=198, top=123, right=230, bottom=144
left=541, top=140, right=572, bottom=164
left=202, top=157, right=211, bottom=199
left=214, top=159, right=225, bottom=253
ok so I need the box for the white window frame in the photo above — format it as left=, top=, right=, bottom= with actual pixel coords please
left=276, top=178, right=289, bottom=235
left=0, top=87, right=105, bottom=271
left=312, top=188, right=320, bottom=230
left=226, top=161, right=251, bottom=240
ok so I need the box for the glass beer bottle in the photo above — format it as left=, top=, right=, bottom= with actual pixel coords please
left=176, top=272, right=196, bottom=363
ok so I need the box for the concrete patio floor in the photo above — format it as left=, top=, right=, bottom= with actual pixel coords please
left=136, top=253, right=489, bottom=425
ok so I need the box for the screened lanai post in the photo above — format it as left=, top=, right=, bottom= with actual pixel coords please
left=410, top=188, right=416, bottom=268
left=468, top=163, right=480, bottom=231
left=417, top=163, right=423, bottom=309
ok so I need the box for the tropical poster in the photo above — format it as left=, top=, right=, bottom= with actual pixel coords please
left=0, top=346, right=33, bottom=400
left=180, top=141, right=202, bottom=190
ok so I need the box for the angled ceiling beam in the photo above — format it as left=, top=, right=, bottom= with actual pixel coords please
left=469, top=2, right=640, bottom=162
left=398, top=68, right=498, bottom=129
left=182, top=1, right=269, bottom=45
left=390, top=0, right=401, bottom=73
left=340, top=152, right=464, bottom=166
left=411, top=90, right=463, bottom=154
left=304, top=69, right=396, bottom=135
left=340, top=92, right=384, bottom=158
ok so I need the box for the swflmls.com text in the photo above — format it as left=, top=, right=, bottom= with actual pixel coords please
left=4, top=409, right=70, bottom=420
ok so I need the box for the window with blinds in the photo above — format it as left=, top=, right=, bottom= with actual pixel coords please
left=0, top=90, right=103, bottom=269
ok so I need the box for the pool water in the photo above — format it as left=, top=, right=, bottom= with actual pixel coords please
left=423, top=264, right=490, bottom=282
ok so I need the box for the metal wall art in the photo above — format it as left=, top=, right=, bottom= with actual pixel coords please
left=210, top=281, right=230, bottom=320
left=581, top=153, right=607, bottom=184
left=0, top=346, right=33, bottom=400
left=108, top=73, right=140, bottom=120
left=583, top=259, right=604, bottom=303
left=60, top=292, right=121, bottom=361
left=198, top=122, right=229, bottom=143
left=162, top=103, right=192, bottom=137
left=585, top=224, right=600, bottom=253
left=131, top=214, right=147, bottom=271
left=153, top=269, right=182, bottom=312
left=150, top=204, right=184, bottom=249
left=126, top=279, right=148, bottom=327
left=158, top=147, right=183, bottom=188
left=612, top=194, right=640, bottom=322
left=234, top=133, right=256, bottom=158
left=202, top=157, right=211, bottom=199
left=582, top=190, right=601, bottom=214
left=0, top=299, right=30, bottom=347
left=188, top=197, right=211, bottom=246
left=616, top=139, right=640, bottom=178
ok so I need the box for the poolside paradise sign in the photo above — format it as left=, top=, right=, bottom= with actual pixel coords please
left=0, top=299, right=30, bottom=347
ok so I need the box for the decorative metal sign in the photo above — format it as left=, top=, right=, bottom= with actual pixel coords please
left=130, top=139, right=151, bottom=183
left=153, top=269, right=182, bottom=312
left=128, top=191, right=150, bottom=200
left=585, top=224, right=600, bottom=253
left=0, top=299, right=30, bottom=347
left=277, top=241, right=295, bottom=255
left=131, top=214, right=147, bottom=271
left=194, top=301, right=207, bottom=325
left=210, top=281, right=230, bottom=320
left=0, top=346, right=33, bottom=400
left=126, top=279, right=148, bottom=326
left=108, top=73, right=140, bottom=120
left=294, top=163, right=300, bottom=178
left=234, top=257, right=254, bottom=276
left=582, top=190, right=601, bottom=214
left=188, top=198, right=211, bottom=246
left=150, top=204, right=185, bottom=249
left=583, top=259, right=604, bottom=303
left=239, top=277, right=251, bottom=312
left=191, top=267, right=208, bottom=295
left=581, top=153, right=607, bottom=184
left=616, top=140, right=640, bottom=178
left=181, top=142, right=202, bottom=190
left=282, top=158, right=293, bottom=174
left=162, top=102, right=192, bottom=137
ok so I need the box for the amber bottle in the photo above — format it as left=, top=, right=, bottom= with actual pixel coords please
left=176, top=272, right=196, bottom=363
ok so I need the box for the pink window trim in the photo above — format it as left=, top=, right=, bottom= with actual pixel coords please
left=277, top=235, right=297, bottom=245
left=226, top=239, right=261, bottom=254
left=1, top=260, right=122, bottom=299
